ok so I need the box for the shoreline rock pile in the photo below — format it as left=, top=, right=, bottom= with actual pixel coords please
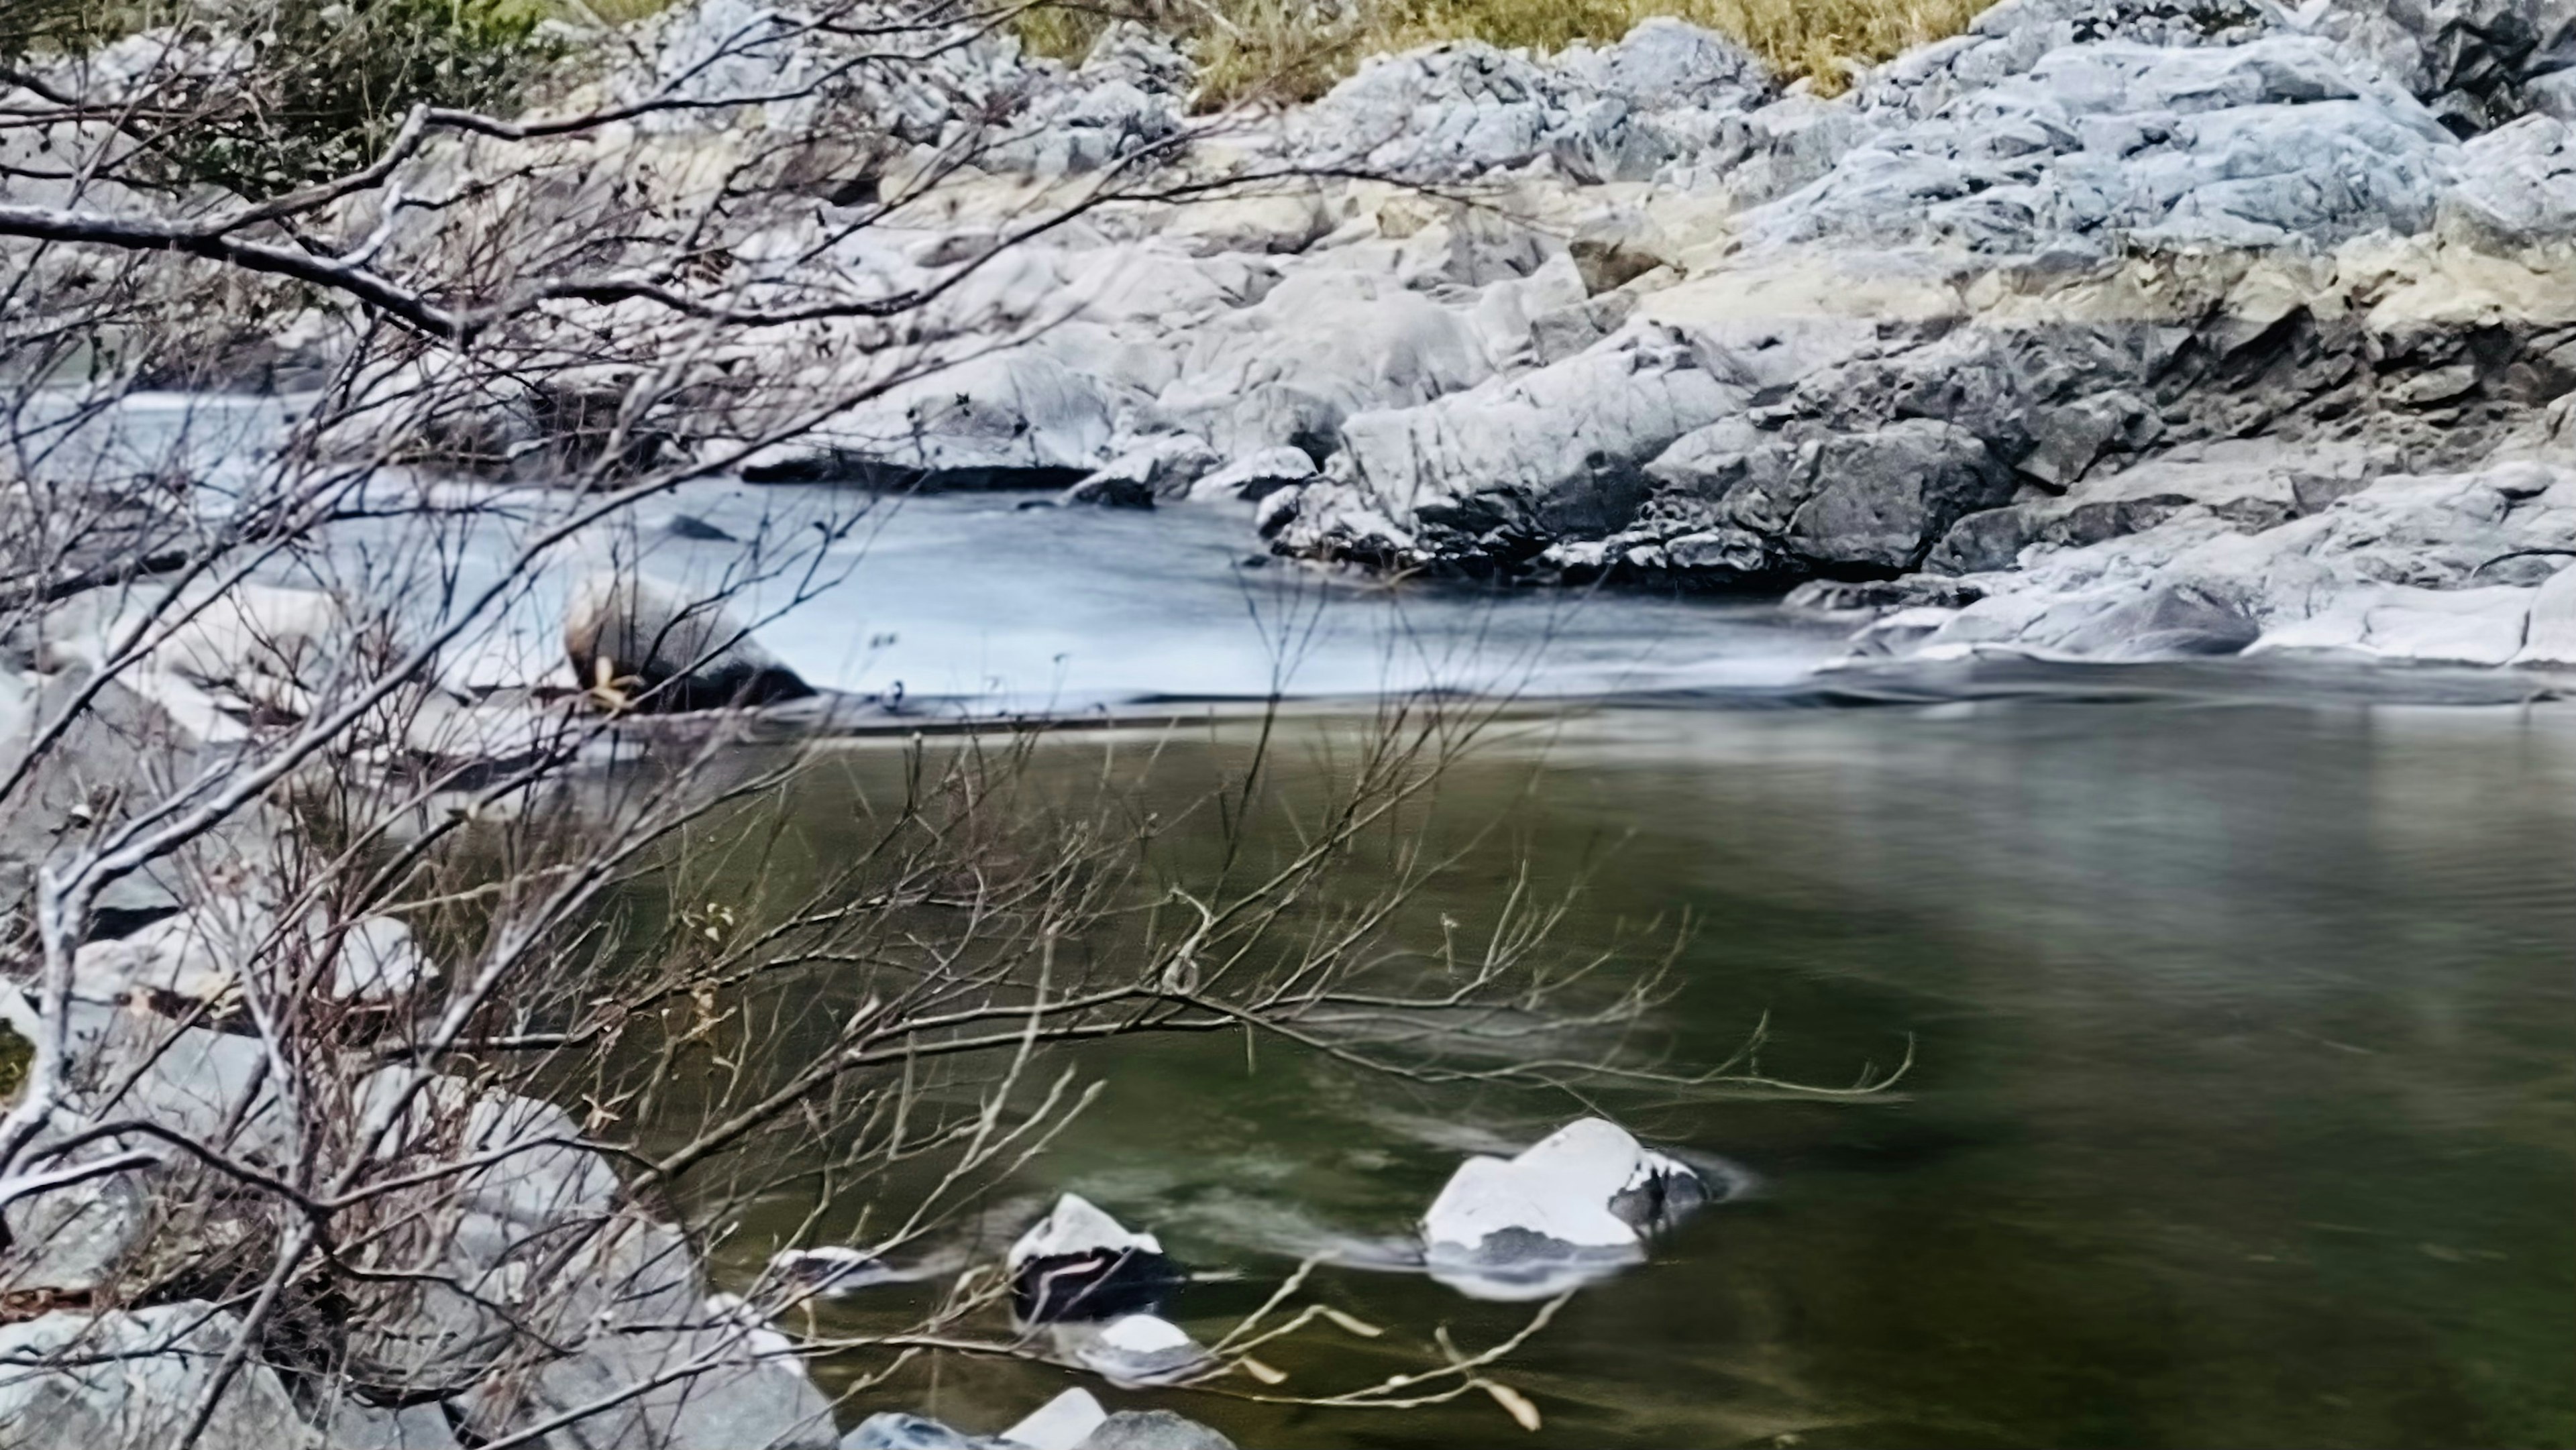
left=221, top=0, right=2572, bottom=677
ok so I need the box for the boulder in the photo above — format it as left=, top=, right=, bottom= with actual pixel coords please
left=68, top=904, right=435, bottom=1011
left=1749, top=35, right=2455, bottom=256
left=464, top=1321, right=837, bottom=1450
left=1053, top=1313, right=1214, bottom=1387
left=1291, top=325, right=1742, bottom=569
left=1886, top=460, right=2576, bottom=665
left=741, top=351, right=1128, bottom=492
left=1008, top=1193, right=1183, bottom=1323
left=1155, top=268, right=1495, bottom=461
left=1291, top=20, right=1770, bottom=184
left=841, top=1388, right=1109, bottom=1450
left=563, top=571, right=814, bottom=712
left=765, top=1244, right=898, bottom=1299
left=1006, top=1389, right=1111, bottom=1450
left=314, top=1395, right=468, bottom=1450
left=2316, top=0, right=2576, bottom=135
left=1420, top=1118, right=1707, bottom=1302
left=844, top=1414, right=987, bottom=1449
left=1184, top=447, right=1319, bottom=503
left=337, top=1068, right=674, bottom=1396
left=0, top=1147, right=148, bottom=1298
left=2514, top=559, right=2576, bottom=666
left=1072, top=1410, right=1238, bottom=1450
left=0, top=1303, right=313, bottom=1450
left=0, top=666, right=241, bottom=933
left=2442, top=113, right=2576, bottom=246
left=1061, top=436, right=1222, bottom=508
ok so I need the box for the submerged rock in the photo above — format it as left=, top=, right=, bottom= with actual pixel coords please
left=1008, top=1193, right=1185, bottom=1323
left=564, top=571, right=815, bottom=712
left=766, top=1244, right=900, bottom=1298
left=1053, top=1312, right=1215, bottom=1387
left=1420, top=1118, right=1707, bottom=1301
left=839, top=1390, right=1232, bottom=1450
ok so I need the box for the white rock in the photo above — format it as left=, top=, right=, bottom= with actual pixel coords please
left=1008, top=1192, right=1164, bottom=1271
left=1419, top=1117, right=1706, bottom=1301
left=1059, top=1313, right=1212, bottom=1386
left=1185, top=447, right=1320, bottom=502
left=2511, top=562, right=2576, bottom=666
left=1002, top=1388, right=1110, bottom=1450
left=765, top=1244, right=896, bottom=1298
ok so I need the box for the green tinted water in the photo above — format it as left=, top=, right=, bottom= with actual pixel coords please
left=659, top=698, right=2576, bottom=1450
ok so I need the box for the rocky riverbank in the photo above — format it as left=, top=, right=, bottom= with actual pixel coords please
left=218, top=0, right=2570, bottom=678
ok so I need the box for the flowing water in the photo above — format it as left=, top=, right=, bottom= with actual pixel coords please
left=64, top=396, right=2576, bottom=1447
left=650, top=683, right=2576, bottom=1450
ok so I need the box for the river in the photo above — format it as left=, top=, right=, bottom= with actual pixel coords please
left=606, top=514, right=2573, bottom=1449
left=72, top=397, right=2576, bottom=1446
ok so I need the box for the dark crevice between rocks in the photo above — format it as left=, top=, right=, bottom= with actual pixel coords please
left=737, top=455, right=1091, bottom=492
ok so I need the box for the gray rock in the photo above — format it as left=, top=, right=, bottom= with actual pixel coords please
left=1185, top=447, right=1319, bottom=502
left=742, top=351, right=1127, bottom=492
left=843, top=1414, right=982, bottom=1449
left=2046, top=581, right=2262, bottom=657
left=837, top=1388, right=1110, bottom=1450
left=1008, top=1194, right=1182, bottom=1324
left=0, top=1149, right=147, bottom=1297
left=466, top=1322, right=837, bottom=1449
left=0, top=667, right=217, bottom=934
left=2314, top=0, right=2576, bottom=135
left=1002, top=1388, right=1110, bottom=1450
left=337, top=1068, right=672, bottom=1396
left=1252, top=486, right=1302, bottom=540
left=1156, top=268, right=1495, bottom=461
left=2442, top=113, right=2576, bottom=245
left=1751, top=35, right=2455, bottom=256
left=67, top=904, right=435, bottom=1011
left=1071, top=1410, right=1238, bottom=1450
left=0, top=1303, right=313, bottom=1450
left=1292, top=20, right=1770, bottom=184
left=315, top=1395, right=467, bottom=1449
left=564, top=571, right=814, bottom=711
left=2512, top=559, right=2576, bottom=665
left=1293, top=325, right=1741, bottom=568
left=1063, top=436, right=1222, bottom=508
left=1890, top=459, right=2576, bottom=665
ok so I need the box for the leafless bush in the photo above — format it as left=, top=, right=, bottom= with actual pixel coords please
left=0, top=6, right=1898, bottom=1445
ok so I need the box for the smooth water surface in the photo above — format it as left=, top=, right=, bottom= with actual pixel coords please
left=67, top=395, right=2576, bottom=1445
left=674, top=699, right=2576, bottom=1450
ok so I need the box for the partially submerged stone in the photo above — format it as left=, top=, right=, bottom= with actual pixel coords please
left=1055, top=1313, right=1215, bottom=1387
left=767, top=1243, right=900, bottom=1299
left=1008, top=1193, right=1185, bottom=1323
left=1005, top=1388, right=1110, bottom=1450
left=1420, top=1118, right=1707, bottom=1301
left=1062, top=437, right=1222, bottom=509
left=1183, top=447, right=1318, bottom=504
left=564, top=570, right=815, bottom=712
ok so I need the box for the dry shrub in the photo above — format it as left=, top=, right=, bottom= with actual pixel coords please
left=1020, top=0, right=2001, bottom=107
